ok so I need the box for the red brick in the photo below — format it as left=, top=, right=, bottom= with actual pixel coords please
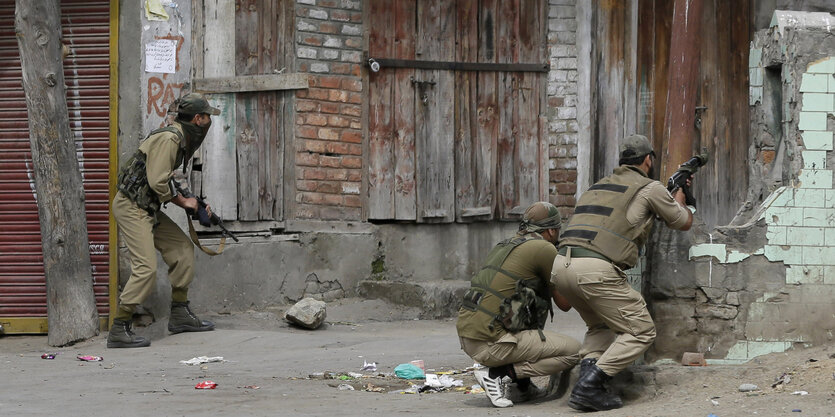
left=549, top=169, right=577, bottom=183
left=342, top=156, right=362, bottom=168
left=320, top=155, right=342, bottom=168
left=316, top=75, right=341, bottom=89
left=297, top=62, right=309, bottom=72
left=318, top=128, right=340, bottom=141
left=298, top=167, right=327, bottom=181
left=347, top=169, right=361, bottom=182
left=556, top=183, right=577, bottom=194
left=330, top=10, right=350, bottom=22
left=298, top=180, right=319, bottom=192
left=342, top=104, right=362, bottom=117
left=349, top=121, right=361, bottom=129
left=301, top=34, right=324, bottom=46
left=316, top=181, right=340, bottom=194
left=327, top=142, right=361, bottom=155
left=297, top=125, right=319, bottom=139
left=299, top=192, right=324, bottom=205
left=296, top=89, right=309, bottom=99
left=322, top=193, right=343, bottom=205
left=331, top=63, right=354, bottom=74
left=320, top=102, right=340, bottom=114
left=307, top=88, right=330, bottom=100
left=329, top=90, right=349, bottom=102
left=347, top=92, right=362, bottom=104
left=341, top=78, right=363, bottom=92
left=319, top=0, right=338, bottom=8
left=341, top=130, right=363, bottom=143
left=299, top=139, right=327, bottom=153
left=551, top=194, right=576, bottom=207
left=319, top=22, right=339, bottom=34
left=324, top=168, right=348, bottom=181
left=345, top=38, right=362, bottom=48
left=328, top=115, right=351, bottom=128
left=296, top=99, right=318, bottom=112
left=296, top=152, right=320, bottom=167
left=306, top=114, right=328, bottom=126
left=344, top=195, right=362, bottom=207
left=549, top=96, right=565, bottom=107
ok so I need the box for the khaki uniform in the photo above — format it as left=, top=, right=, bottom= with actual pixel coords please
left=113, top=123, right=195, bottom=309
left=552, top=166, right=689, bottom=376
left=457, top=236, right=580, bottom=378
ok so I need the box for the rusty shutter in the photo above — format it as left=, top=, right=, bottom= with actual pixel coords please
left=0, top=0, right=110, bottom=332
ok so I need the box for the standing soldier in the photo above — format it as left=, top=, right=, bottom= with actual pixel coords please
left=108, top=93, right=220, bottom=348
left=553, top=134, right=693, bottom=411
left=457, top=202, right=581, bottom=408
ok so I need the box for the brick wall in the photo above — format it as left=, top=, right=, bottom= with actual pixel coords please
left=546, top=0, right=579, bottom=219
left=294, top=0, right=363, bottom=220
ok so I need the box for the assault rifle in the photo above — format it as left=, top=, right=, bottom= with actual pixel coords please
left=173, top=181, right=239, bottom=242
left=666, top=151, right=709, bottom=207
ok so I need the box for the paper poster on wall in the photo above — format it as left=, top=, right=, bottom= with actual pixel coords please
left=145, top=39, right=177, bottom=74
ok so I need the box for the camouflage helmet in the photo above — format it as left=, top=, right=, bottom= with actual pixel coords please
left=176, top=93, right=221, bottom=116
left=519, top=201, right=562, bottom=233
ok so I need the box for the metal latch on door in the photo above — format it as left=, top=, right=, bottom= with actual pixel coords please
left=410, top=76, right=436, bottom=105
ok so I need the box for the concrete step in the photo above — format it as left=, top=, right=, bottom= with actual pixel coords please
left=356, top=279, right=470, bottom=319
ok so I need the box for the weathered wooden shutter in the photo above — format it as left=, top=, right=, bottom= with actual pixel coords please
left=0, top=0, right=111, bottom=332
left=367, top=0, right=548, bottom=223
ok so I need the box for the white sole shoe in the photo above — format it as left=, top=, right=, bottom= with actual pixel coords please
left=474, top=369, right=513, bottom=408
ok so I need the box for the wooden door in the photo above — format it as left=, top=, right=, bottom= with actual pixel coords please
left=367, top=0, right=548, bottom=223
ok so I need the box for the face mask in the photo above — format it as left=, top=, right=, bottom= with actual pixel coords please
left=179, top=119, right=209, bottom=158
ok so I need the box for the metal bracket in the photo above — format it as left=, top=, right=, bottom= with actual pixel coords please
left=411, top=76, right=436, bottom=105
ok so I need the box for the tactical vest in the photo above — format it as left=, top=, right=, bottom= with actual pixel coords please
left=117, top=126, right=185, bottom=215
left=459, top=234, right=552, bottom=339
left=559, top=165, right=654, bottom=269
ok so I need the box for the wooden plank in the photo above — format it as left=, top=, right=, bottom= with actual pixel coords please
left=393, top=0, right=417, bottom=220
left=516, top=0, right=540, bottom=210
left=593, top=1, right=627, bottom=181
left=415, top=0, right=455, bottom=223
left=454, top=0, right=479, bottom=222
left=278, top=0, right=293, bottom=222
left=651, top=0, right=672, bottom=173
left=193, top=73, right=310, bottom=93
left=259, top=0, right=279, bottom=220
left=367, top=0, right=395, bottom=219
left=476, top=0, right=499, bottom=221
left=236, top=0, right=260, bottom=221
left=698, top=0, right=719, bottom=226
left=202, top=0, right=238, bottom=220
left=496, top=0, right=519, bottom=219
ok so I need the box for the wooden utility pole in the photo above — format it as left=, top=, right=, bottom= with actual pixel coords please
left=662, top=0, right=704, bottom=181
left=15, top=0, right=98, bottom=346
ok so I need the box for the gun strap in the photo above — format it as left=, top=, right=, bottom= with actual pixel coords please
left=186, top=217, right=227, bottom=256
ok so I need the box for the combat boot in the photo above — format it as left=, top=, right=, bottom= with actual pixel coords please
left=568, top=364, right=623, bottom=411
left=168, top=301, right=215, bottom=334
left=107, top=319, right=151, bottom=348
left=578, top=357, right=597, bottom=379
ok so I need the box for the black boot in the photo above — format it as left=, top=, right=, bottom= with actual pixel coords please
left=568, top=364, right=623, bottom=411
left=579, top=357, right=598, bottom=379
left=168, top=301, right=215, bottom=334
left=107, top=319, right=151, bottom=348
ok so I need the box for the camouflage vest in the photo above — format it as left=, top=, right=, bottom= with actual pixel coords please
left=117, top=126, right=184, bottom=214
left=460, top=234, right=551, bottom=338
left=559, top=165, right=654, bottom=269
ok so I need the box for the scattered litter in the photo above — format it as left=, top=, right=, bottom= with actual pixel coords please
left=195, top=381, right=218, bottom=389
left=424, top=373, right=464, bottom=389
left=710, top=399, right=720, bottom=406
left=338, top=375, right=353, bottom=381
left=180, top=356, right=225, bottom=366
left=792, top=410, right=802, bottom=413
left=791, top=391, right=809, bottom=396
left=394, top=363, right=425, bottom=379
left=241, top=385, right=259, bottom=390
left=399, top=384, right=420, bottom=394
left=77, top=355, right=103, bottom=362
left=708, top=414, right=719, bottom=417
left=41, top=353, right=58, bottom=360
left=347, top=372, right=364, bottom=379
left=361, top=361, right=377, bottom=372
left=410, top=359, right=425, bottom=370
left=738, top=383, right=758, bottom=392
left=772, top=373, right=791, bottom=388
left=466, top=385, right=484, bottom=394
left=337, top=384, right=355, bottom=391
left=364, top=382, right=385, bottom=393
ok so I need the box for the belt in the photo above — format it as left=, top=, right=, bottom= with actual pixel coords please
left=558, top=246, right=612, bottom=263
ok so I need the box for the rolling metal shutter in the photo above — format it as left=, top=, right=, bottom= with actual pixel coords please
left=0, top=0, right=111, bottom=333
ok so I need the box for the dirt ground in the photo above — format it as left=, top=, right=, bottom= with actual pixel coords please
left=1, top=298, right=833, bottom=417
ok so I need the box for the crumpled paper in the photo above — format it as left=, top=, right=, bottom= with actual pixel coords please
left=180, top=356, right=225, bottom=366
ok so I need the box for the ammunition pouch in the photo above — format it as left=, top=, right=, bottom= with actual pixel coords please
left=117, top=151, right=160, bottom=215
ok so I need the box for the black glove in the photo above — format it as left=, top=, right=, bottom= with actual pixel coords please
left=195, top=205, right=212, bottom=227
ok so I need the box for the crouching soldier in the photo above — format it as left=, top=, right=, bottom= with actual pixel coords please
left=108, top=93, right=220, bottom=348
left=456, top=202, right=581, bottom=408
